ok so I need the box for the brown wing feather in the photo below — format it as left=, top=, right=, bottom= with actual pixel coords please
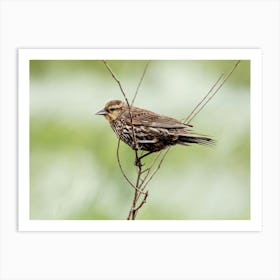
left=122, top=106, right=189, bottom=129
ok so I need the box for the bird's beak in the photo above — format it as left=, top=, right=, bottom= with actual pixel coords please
left=96, top=109, right=107, bottom=116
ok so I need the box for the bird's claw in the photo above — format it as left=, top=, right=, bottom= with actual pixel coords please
left=135, top=158, right=143, bottom=167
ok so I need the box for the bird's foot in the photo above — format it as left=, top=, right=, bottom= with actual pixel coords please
left=134, top=157, right=143, bottom=167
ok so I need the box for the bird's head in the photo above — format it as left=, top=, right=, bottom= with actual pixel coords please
left=96, top=100, right=125, bottom=122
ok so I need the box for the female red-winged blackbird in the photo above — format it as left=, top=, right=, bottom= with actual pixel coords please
left=96, top=100, right=215, bottom=154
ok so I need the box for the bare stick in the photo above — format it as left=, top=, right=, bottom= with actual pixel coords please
left=116, top=139, right=146, bottom=194
left=134, top=191, right=149, bottom=212
left=131, top=61, right=150, bottom=106
left=130, top=149, right=169, bottom=218
left=183, top=73, right=224, bottom=124
left=184, top=60, right=241, bottom=125
left=127, top=149, right=149, bottom=220
left=130, top=190, right=149, bottom=220
left=139, top=150, right=164, bottom=188
left=141, top=147, right=170, bottom=191
left=133, top=150, right=165, bottom=206
left=116, top=139, right=134, bottom=188
left=102, top=60, right=131, bottom=108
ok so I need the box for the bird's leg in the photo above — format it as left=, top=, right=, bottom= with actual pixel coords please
left=134, top=156, right=143, bottom=167
left=139, top=151, right=154, bottom=160
left=134, top=151, right=154, bottom=167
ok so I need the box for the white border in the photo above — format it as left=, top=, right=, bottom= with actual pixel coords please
left=18, top=49, right=262, bottom=231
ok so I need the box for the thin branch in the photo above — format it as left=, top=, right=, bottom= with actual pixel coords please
left=184, top=60, right=241, bottom=125
left=102, top=60, right=131, bottom=108
left=139, top=150, right=164, bottom=188
left=133, top=150, right=165, bottom=206
left=116, top=139, right=146, bottom=194
left=183, top=73, right=224, bottom=124
left=128, top=150, right=146, bottom=220
left=141, top=147, right=170, bottom=191
left=131, top=61, right=150, bottom=106
left=134, top=191, right=149, bottom=212
left=116, top=139, right=134, bottom=188
left=130, top=148, right=169, bottom=218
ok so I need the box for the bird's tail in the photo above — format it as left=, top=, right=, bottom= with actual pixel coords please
left=178, top=133, right=216, bottom=146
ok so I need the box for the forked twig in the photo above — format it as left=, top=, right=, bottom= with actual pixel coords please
left=131, top=61, right=150, bottom=106
left=133, top=191, right=149, bottom=212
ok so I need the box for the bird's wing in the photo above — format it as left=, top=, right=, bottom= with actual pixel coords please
left=122, top=107, right=189, bottom=129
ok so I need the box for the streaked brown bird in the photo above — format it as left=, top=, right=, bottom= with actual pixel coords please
left=96, top=100, right=215, bottom=156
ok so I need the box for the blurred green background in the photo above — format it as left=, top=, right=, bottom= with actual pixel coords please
left=30, top=60, right=250, bottom=220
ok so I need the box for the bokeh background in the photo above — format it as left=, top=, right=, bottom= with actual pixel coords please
left=30, top=60, right=250, bottom=220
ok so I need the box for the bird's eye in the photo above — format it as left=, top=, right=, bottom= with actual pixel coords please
left=109, top=107, right=117, bottom=112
